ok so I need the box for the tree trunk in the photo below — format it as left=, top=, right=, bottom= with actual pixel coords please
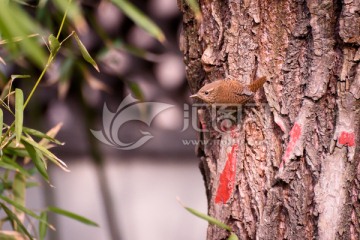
left=178, top=0, right=360, bottom=239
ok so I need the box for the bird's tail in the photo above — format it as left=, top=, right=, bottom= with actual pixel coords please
left=249, top=76, right=267, bottom=92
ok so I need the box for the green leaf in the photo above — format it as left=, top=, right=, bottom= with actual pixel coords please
left=0, top=76, right=29, bottom=107
left=0, top=179, right=11, bottom=193
left=185, top=0, right=202, bottom=20
left=26, top=181, right=40, bottom=188
left=23, top=141, right=49, bottom=183
left=184, top=206, right=232, bottom=231
left=0, top=203, right=34, bottom=240
left=48, top=206, right=99, bottom=227
left=73, top=32, right=100, bottom=72
left=227, top=233, right=239, bottom=240
left=39, top=211, right=48, bottom=240
left=111, top=0, right=165, bottom=43
left=21, top=136, right=69, bottom=172
left=13, top=172, right=26, bottom=208
left=0, top=2, right=46, bottom=68
left=15, top=88, right=24, bottom=146
left=3, top=146, right=29, bottom=158
left=0, top=82, right=12, bottom=102
left=0, top=231, right=24, bottom=240
left=0, top=108, right=3, bottom=141
left=0, top=195, right=37, bottom=220
left=11, top=75, right=31, bottom=81
left=48, top=34, right=60, bottom=55
left=0, top=156, right=30, bottom=177
left=126, top=81, right=144, bottom=101
left=12, top=172, right=26, bottom=232
left=23, top=127, right=64, bottom=145
left=57, top=57, right=74, bottom=99
left=0, top=195, right=54, bottom=230
left=52, top=0, right=87, bottom=33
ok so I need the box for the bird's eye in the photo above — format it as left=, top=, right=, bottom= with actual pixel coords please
left=204, top=91, right=209, bottom=95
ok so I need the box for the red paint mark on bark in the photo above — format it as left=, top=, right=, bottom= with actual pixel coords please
left=338, top=131, right=355, bottom=147
left=215, top=144, right=238, bottom=204
left=281, top=123, right=302, bottom=167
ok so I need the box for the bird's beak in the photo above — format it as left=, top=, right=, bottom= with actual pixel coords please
left=190, top=94, right=198, bottom=98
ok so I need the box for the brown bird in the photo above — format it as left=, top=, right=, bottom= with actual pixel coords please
left=190, top=76, right=267, bottom=104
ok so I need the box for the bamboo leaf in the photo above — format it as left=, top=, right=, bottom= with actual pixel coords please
left=25, top=181, right=39, bottom=188
left=12, top=173, right=26, bottom=229
left=23, top=141, right=49, bottom=183
left=111, top=0, right=165, bottom=43
left=127, top=81, right=144, bottom=101
left=13, top=173, right=26, bottom=208
left=0, top=203, right=34, bottom=240
left=11, top=75, right=31, bottom=81
left=227, top=233, right=239, bottom=240
left=0, top=161, right=27, bottom=177
left=39, top=211, right=48, bottom=240
left=0, top=108, right=3, bottom=141
left=178, top=198, right=232, bottom=232
left=52, top=0, right=88, bottom=33
left=0, top=34, right=39, bottom=45
left=57, top=58, right=74, bottom=99
left=0, top=2, right=46, bottom=68
left=0, top=231, right=26, bottom=240
left=0, top=195, right=54, bottom=230
left=23, top=127, right=63, bottom=145
left=73, top=32, right=99, bottom=72
left=3, top=147, right=29, bottom=158
left=39, top=122, right=63, bottom=146
left=0, top=195, right=37, bottom=220
left=184, top=206, right=232, bottom=231
left=84, top=70, right=110, bottom=93
left=185, top=0, right=202, bottom=21
left=48, top=34, right=60, bottom=55
left=21, top=136, right=69, bottom=172
left=15, top=89, right=24, bottom=146
left=0, top=81, right=12, bottom=102
left=0, top=156, right=30, bottom=177
left=47, top=206, right=99, bottom=227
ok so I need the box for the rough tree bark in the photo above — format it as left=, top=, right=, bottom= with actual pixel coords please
left=178, top=1, right=360, bottom=239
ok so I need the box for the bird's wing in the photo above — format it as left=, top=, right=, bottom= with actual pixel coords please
left=234, top=87, right=253, bottom=96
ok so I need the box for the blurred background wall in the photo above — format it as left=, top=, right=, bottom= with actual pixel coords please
left=1, top=0, right=207, bottom=239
